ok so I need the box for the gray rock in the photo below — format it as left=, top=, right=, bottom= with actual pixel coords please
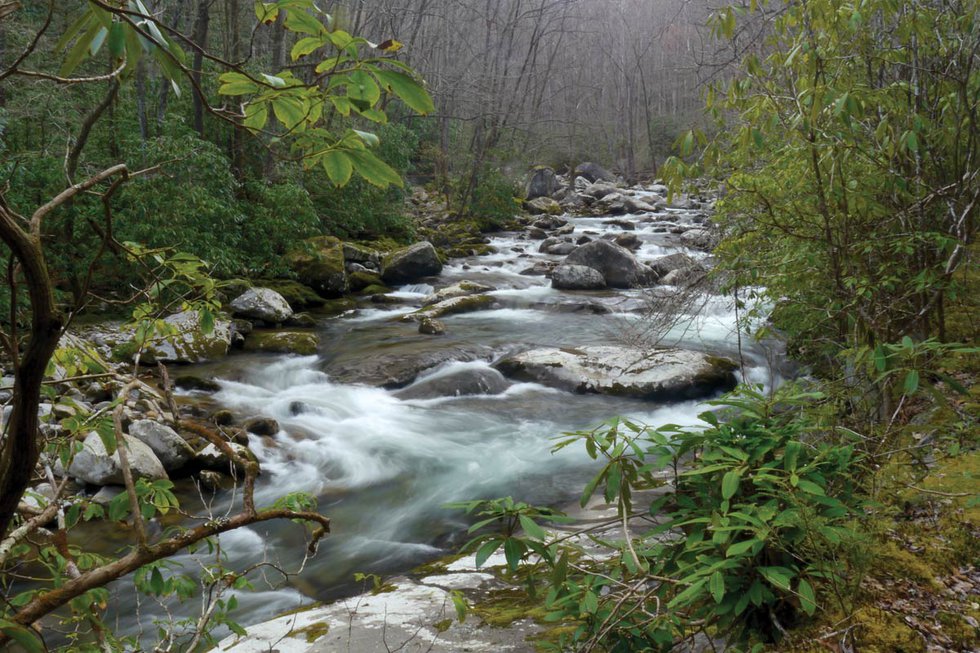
left=648, top=252, right=695, bottom=278
left=418, top=317, right=446, bottom=336
left=680, top=228, right=715, bottom=251
left=422, top=281, right=496, bottom=307
left=128, top=420, right=194, bottom=471
left=582, top=182, right=620, bottom=199
left=524, top=196, right=561, bottom=215
left=195, top=442, right=252, bottom=472
left=495, top=346, right=737, bottom=401
left=396, top=366, right=510, bottom=400
left=624, top=196, right=659, bottom=213
left=574, top=161, right=616, bottom=183
left=125, top=310, right=232, bottom=364
left=382, top=241, right=443, bottom=284
left=538, top=237, right=575, bottom=255
left=660, top=265, right=708, bottom=287
left=324, top=344, right=495, bottom=389
left=525, top=166, right=560, bottom=200
left=230, top=288, right=293, bottom=323
left=613, top=233, right=641, bottom=251
left=563, top=240, right=655, bottom=288
left=551, top=265, right=607, bottom=290
left=342, top=242, right=382, bottom=268
left=531, top=216, right=567, bottom=230
left=68, top=432, right=168, bottom=486
left=406, top=294, right=497, bottom=322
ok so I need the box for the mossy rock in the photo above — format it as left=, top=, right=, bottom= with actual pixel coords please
left=360, top=284, right=392, bottom=296
left=349, top=270, right=383, bottom=292
left=113, top=311, right=232, bottom=364
left=285, top=236, right=349, bottom=298
left=319, top=297, right=357, bottom=316
left=407, top=294, right=496, bottom=321
left=243, top=330, right=319, bottom=356
left=255, top=279, right=327, bottom=310
left=217, top=278, right=252, bottom=305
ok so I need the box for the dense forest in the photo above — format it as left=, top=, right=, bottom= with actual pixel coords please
left=0, top=0, right=977, bottom=652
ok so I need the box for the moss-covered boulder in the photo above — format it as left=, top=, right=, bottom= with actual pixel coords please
left=524, top=196, right=562, bottom=215
left=319, top=297, right=357, bottom=315
left=349, top=270, right=384, bottom=292
left=422, top=281, right=496, bottom=306
left=114, top=310, right=232, bottom=364
left=243, top=330, right=320, bottom=356
left=255, top=279, right=327, bottom=310
left=360, top=283, right=393, bottom=296
left=285, top=236, right=349, bottom=298
left=381, top=241, right=442, bottom=284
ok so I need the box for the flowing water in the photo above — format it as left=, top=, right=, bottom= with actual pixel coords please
left=109, top=202, right=781, bottom=640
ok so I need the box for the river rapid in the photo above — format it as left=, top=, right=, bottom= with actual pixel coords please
left=110, top=196, right=780, bottom=642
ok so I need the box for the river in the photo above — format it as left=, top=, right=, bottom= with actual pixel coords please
left=108, top=197, right=779, bottom=643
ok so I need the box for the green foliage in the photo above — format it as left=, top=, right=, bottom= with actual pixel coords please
left=457, top=166, right=520, bottom=231
left=453, top=385, right=868, bottom=651
left=662, top=0, right=979, bottom=372
left=309, top=122, right=420, bottom=239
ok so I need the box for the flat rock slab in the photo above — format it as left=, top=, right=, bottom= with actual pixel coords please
left=216, top=567, right=540, bottom=653
left=494, top=346, right=737, bottom=401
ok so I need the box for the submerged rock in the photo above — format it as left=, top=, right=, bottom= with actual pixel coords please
left=324, top=344, right=495, bottom=389
left=406, top=294, right=497, bottom=321
left=422, top=281, right=496, bottom=306
left=495, top=346, right=737, bottom=401
left=243, top=330, right=319, bottom=356
left=395, top=366, right=510, bottom=400
left=382, top=241, right=443, bottom=284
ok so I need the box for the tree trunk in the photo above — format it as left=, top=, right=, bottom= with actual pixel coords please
left=191, top=0, right=211, bottom=139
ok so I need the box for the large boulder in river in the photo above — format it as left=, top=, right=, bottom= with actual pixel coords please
left=648, top=252, right=695, bottom=278
left=495, top=346, right=737, bottom=401
left=230, top=288, right=293, bottom=324
left=525, top=166, right=560, bottom=200
left=395, top=365, right=511, bottom=400
left=325, top=344, right=495, bottom=389
left=116, top=310, right=231, bottom=364
left=244, top=330, right=319, bottom=355
left=286, top=236, right=349, bottom=298
left=563, top=240, right=655, bottom=288
left=551, top=265, right=606, bottom=290
left=129, top=419, right=194, bottom=471
left=381, top=241, right=442, bottom=284
left=524, top=196, right=562, bottom=216
left=67, top=431, right=168, bottom=485
left=406, top=294, right=497, bottom=321
left=574, top=161, right=616, bottom=183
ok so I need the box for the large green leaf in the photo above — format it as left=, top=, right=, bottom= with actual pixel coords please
left=373, top=69, right=435, bottom=115
left=321, top=150, right=353, bottom=186
left=346, top=149, right=403, bottom=188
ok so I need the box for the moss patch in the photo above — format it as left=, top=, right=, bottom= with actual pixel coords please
left=243, top=330, right=319, bottom=355
left=289, top=620, right=330, bottom=643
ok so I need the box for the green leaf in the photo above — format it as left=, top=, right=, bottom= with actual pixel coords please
left=0, top=620, right=44, bottom=653
left=322, top=150, right=354, bottom=186
left=518, top=514, right=547, bottom=541
left=108, top=22, right=126, bottom=58
left=218, top=72, right=259, bottom=95
left=291, top=36, right=327, bottom=60
left=797, top=578, right=817, bottom=615
left=726, top=538, right=760, bottom=558
left=373, top=69, right=435, bottom=115
left=903, top=369, right=919, bottom=394
left=60, top=21, right=103, bottom=77
left=759, top=566, right=794, bottom=590
left=346, top=149, right=403, bottom=188
left=721, top=469, right=741, bottom=500
left=284, top=9, right=326, bottom=35
left=503, top=537, right=523, bottom=571
left=272, top=96, right=307, bottom=130
left=796, top=479, right=825, bottom=496
left=243, top=102, right=269, bottom=132
left=474, top=539, right=500, bottom=568
left=709, top=571, right=725, bottom=604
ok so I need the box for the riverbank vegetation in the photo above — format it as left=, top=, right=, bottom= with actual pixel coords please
left=455, top=0, right=980, bottom=651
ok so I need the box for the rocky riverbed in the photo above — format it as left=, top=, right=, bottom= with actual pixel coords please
left=15, top=168, right=776, bottom=651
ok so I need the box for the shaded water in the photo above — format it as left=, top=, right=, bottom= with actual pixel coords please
left=109, top=205, right=780, bottom=640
